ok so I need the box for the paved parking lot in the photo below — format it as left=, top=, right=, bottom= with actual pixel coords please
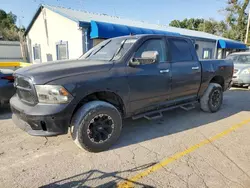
left=1, top=88, right=250, bottom=188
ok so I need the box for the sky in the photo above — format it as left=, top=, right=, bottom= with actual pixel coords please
left=1, top=0, right=228, bottom=28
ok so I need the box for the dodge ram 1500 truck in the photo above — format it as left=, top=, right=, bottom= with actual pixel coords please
left=10, top=34, right=233, bottom=152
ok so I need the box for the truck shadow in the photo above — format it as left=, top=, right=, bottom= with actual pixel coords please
left=113, top=89, right=250, bottom=150
left=40, top=162, right=157, bottom=188
left=0, top=106, right=11, bottom=120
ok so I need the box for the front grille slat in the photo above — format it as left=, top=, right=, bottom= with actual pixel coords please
left=16, top=85, right=32, bottom=91
left=14, top=76, right=37, bottom=105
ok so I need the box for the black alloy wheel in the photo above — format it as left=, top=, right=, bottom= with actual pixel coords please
left=210, top=89, right=222, bottom=108
left=87, top=114, right=114, bottom=144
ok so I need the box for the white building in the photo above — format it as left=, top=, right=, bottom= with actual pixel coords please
left=25, top=4, right=247, bottom=63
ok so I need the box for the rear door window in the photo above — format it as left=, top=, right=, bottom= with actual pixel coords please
left=169, top=38, right=193, bottom=62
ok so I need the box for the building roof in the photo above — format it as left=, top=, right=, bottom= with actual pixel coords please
left=44, top=5, right=234, bottom=41
left=25, top=4, right=247, bottom=49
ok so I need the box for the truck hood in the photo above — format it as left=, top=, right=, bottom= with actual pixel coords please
left=15, top=59, right=113, bottom=84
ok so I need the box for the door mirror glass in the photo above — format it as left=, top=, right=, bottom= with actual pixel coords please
left=129, top=51, right=159, bottom=66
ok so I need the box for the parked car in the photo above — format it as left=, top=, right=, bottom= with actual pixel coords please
left=0, top=69, right=15, bottom=106
left=10, top=34, right=233, bottom=152
left=226, top=52, right=250, bottom=88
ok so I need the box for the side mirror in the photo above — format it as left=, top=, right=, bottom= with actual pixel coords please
left=129, top=51, right=159, bottom=67
left=129, top=58, right=141, bottom=67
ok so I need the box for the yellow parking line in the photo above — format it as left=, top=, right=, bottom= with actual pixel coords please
left=118, top=118, right=250, bottom=188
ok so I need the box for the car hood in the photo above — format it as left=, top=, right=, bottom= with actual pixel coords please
left=234, top=63, right=250, bottom=70
left=15, top=59, right=113, bottom=84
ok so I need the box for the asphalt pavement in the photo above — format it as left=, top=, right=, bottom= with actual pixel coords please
left=1, top=88, right=250, bottom=188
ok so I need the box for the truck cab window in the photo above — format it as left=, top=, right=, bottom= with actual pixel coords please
left=134, top=39, right=167, bottom=63
left=169, top=39, right=193, bottom=62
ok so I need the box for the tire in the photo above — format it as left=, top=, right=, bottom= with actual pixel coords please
left=71, top=101, right=122, bottom=152
left=200, top=83, right=223, bottom=113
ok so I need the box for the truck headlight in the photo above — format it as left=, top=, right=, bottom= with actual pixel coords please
left=241, top=68, right=250, bottom=74
left=35, top=85, right=73, bottom=104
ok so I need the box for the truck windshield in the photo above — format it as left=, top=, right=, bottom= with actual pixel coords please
left=81, top=38, right=137, bottom=61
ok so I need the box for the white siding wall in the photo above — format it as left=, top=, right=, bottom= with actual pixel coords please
left=27, top=8, right=83, bottom=63
left=195, top=40, right=216, bottom=59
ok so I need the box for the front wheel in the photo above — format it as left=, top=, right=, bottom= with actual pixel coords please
left=200, top=83, right=223, bottom=113
left=71, top=101, right=122, bottom=152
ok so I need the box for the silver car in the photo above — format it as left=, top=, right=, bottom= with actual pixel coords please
left=227, top=52, right=250, bottom=88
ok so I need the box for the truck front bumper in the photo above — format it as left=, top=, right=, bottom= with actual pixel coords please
left=10, top=95, right=73, bottom=136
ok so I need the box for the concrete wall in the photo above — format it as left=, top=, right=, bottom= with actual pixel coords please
left=26, top=8, right=83, bottom=63
left=195, top=40, right=216, bottom=59
left=0, top=41, right=23, bottom=62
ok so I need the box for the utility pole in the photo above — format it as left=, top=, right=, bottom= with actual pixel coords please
left=203, top=19, right=206, bottom=32
left=245, top=10, right=250, bottom=44
left=18, top=17, right=25, bottom=62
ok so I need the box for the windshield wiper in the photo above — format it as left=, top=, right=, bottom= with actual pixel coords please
left=110, top=40, right=126, bottom=61
left=92, top=40, right=111, bottom=56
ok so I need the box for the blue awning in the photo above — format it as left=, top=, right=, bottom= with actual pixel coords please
left=217, top=39, right=247, bottom=49
left=90, top=21, right=180, bottom=39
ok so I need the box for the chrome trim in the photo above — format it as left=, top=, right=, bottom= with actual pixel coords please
left=14, top=75, right=38, bottom=105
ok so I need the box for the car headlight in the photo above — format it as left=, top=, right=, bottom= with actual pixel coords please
left=241, top=68, right=250, bottom=74
left=35, top=85, right=73, bottom=104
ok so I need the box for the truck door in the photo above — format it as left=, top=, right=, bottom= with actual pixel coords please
left=168, top=38, right=201, bottom=101
left=127, top=37, right=171, bottom=113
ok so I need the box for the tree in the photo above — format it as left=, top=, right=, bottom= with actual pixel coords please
left=169, top=18, right=205, bottom=31
left=169, top=18, right=228, bottom=36
left=0, top=9, right=24, bottom=41
left=223, top=0, right=249, bottom=41
left=169, top=0, right=250, bottom=41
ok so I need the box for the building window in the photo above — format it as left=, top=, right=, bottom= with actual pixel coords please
left=56, top=41, right=69, bottom=60
left=33, top=44, right=41, bottom=62
left=202, top=48, right=212, bottom=59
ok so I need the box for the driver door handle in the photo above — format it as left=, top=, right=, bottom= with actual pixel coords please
left=160, top=69, right=169, bottom=73
left=192, top=66, right=199, bottom=70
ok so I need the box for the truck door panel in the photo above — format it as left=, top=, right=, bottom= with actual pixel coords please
left=169, top=38, right=201, bottom=100
left=126, top=38, right=171, bottom=114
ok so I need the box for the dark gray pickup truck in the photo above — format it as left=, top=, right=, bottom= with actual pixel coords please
left=10, top=34, right=233, bottom=152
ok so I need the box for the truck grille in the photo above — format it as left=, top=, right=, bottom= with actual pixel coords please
left=15, top=76, right=37, bottom=105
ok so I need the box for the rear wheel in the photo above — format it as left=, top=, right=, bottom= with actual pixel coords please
left=200, top=83, right=223, bottom=113
left=71, top=101, right=122, bottom=152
